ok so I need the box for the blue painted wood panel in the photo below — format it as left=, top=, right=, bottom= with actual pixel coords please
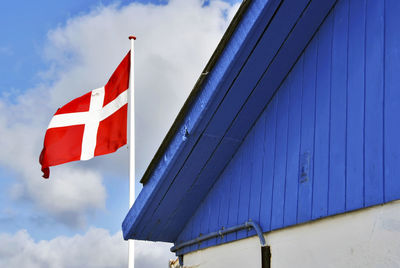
left=346, top=0, right=366, bottom=211
left=284, top=56, right=302, bottom=226
left=328, top=0, right=348, bottom=215
left=271, top=84, right=290, bottom=230
left=385, top=0, right=400, bottom=202
left=365, top=0, right=385, bottom=206
left=312, top=12, right=332, bottom=220
left=297, top=42, right=316, bottom=223
left=258, top=98, right=277, bottom=231
left=175, top=0, right=400, bottom=255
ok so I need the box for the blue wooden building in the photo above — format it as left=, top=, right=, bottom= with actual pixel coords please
left=123, top=0, right=400, bottom=267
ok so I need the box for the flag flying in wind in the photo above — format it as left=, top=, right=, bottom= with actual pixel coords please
left=39, top=51, right=131, bottom=178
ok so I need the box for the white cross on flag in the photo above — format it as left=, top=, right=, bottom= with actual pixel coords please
left=39, top=52, right=130, bottom=178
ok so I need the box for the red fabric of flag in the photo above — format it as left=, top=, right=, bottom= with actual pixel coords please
left=39, top=51, right=130, bottom=178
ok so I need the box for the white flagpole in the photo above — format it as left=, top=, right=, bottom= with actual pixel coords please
left=128, top=35, right=136, bottom=268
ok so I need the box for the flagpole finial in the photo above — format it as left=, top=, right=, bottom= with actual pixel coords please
left=129, top=35, right=136, bottom=40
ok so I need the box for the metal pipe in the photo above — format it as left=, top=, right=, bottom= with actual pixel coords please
left=246, top=221, right=267, bottom=247
left=170, top=220, right=266, bottom=253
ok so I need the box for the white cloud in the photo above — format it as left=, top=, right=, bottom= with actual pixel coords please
left=0, top=228, right=175, bottom=268
left=0, top=0, right=239, bottom=227
left=0, top=97, right=106, bottom=228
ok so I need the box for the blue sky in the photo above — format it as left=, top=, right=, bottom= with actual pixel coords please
left=0, top=0, right=164, bottom=97
left=0, top=0, right=240, bottom=267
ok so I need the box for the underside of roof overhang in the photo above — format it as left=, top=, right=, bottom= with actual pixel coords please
left=122, top=0, right=337, bottom=242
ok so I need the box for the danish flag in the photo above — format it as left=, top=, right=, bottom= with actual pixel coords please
left=39, top=52, right=130, bottom=178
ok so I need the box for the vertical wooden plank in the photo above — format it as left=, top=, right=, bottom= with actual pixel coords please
left=199, top=192, right=211, bottom=249
left=271, top=82, right=290, bottom=230
left=218, top=164, right=232, bottom=244
left=205, top=179, right=222, bottom=248
left=297, top=40, right=317, bottom=223
left=364, top=0, right=385, bottom=206
left=312, top=13, right=333, bottom=220
left=199, top=199, right=211, bottom=250
left=200, top=200, right=212, bottom=250
left=346, top=0, right=366, bottom=210
left=188, top=206, right=198, bottom=252
left=259, top=99, right=278, bottom=231
left=384, top=0, right=400, bottom=202
left=328, top=1, right=348, bottom=215
left=283, top=62, right=302, bottom=226
left=226, top=152, right=242, bottom=242
left=248, top=114, right=266, bottom=229
left=190, top=200, right=205, bottom=252
left=181, top=216, right=195, bottom=255
left=176, top=211, right=194, bottom=255
left=237, top=132, right=254, bottom=239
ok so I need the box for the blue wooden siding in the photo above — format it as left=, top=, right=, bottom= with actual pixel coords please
left=176, top=0, right=400, bottom=255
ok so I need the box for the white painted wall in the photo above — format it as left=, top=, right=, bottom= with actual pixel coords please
left=183, top=201, right=400, bottom=268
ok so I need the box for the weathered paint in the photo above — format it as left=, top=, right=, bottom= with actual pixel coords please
left=183, top=201, right=400, bottom=268
left=175, top=0, right=400, bottom=255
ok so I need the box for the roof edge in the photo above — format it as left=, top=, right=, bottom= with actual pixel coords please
left=140, top=0, right=253, bottom=184
left=123, top=0, right=275, bottom=240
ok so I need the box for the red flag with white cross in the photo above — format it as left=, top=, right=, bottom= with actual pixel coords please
left=39, top=51, right=130, bottom=178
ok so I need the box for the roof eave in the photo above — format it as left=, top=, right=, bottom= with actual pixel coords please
left=139, top=0, right=253, bottom=185
left=122, top=0, right=276, bottom=240
left=123, top=0, right=337, bottom=242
